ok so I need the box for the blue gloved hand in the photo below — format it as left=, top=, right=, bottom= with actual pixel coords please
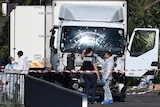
left=9, top=64, right=14, bottom=69
left=93, top=53, right=98, bottom=58
left=102, top=78, right=106, bottom=84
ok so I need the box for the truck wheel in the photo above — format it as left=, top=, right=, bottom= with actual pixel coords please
left=119, top=86, right=127, bottom=102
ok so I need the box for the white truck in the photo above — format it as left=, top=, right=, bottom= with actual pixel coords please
left=48, top=0, right=128, bottom=102
left=6, top=0, right=160, bottom=77
left=9, top=1, right=159, bottom=77
left=10, top=5, right=52, bottom=69
left=7, top=0, right=160, bottom=102
left=48, top=0, right=160, bottom=100
left=49, top=0, right=160, bottom=77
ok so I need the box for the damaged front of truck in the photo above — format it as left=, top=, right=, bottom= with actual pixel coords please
left=56, top=2, right=127, bottom=72
left=50, top=0, right=127, bottom=102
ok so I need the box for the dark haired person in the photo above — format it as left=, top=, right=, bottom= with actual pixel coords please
left=14, top=51, right=29, bottom=74
left=94, top=51, right=114, bottom=104
left=81, top=48, right=100, bottom=104
left=13, top=50, right=29, bottom=104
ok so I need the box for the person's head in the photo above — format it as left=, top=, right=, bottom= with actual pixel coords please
left=17, top=51, right=23, bottom=58
left=85, top=47, right=93, bottom=56
left=8, top=57, right=14, bottom=64
left=104, top=51, right=112, bottom=59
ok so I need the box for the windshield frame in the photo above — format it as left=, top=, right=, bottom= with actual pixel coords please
left=60, top=25, right=125, bottom=55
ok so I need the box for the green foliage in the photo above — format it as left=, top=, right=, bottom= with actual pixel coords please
left=128, top=0, right=160, bottom=35
left=0, top=13, right=9, bottom=57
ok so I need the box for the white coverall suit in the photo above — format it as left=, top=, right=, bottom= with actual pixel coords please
left=97, top=56, right=114, bottom=101
left=13, top=55, right=29, bottom=104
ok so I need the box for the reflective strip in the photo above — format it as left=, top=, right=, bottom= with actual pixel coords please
left=29, top=69, right=158, bottom=73
left=29, top=62, right=44, bottom=68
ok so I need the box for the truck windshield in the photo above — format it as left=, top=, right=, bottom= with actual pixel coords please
left=60, top=26, right=124, bottom=55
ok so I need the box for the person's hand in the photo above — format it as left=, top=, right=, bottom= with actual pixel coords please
left=97, top=74, right=100, bottom=81
left=97, top=76, right=100, bottom=81
left=81, top=50, right=86, bottom=58
left=82, top=50, right=86, bottom=54
left=93, top=53, right=98, bottom=58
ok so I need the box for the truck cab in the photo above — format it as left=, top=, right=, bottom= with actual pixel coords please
left=51, top=1, right=127, bottom=72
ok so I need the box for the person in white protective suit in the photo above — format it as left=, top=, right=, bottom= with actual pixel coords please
left=3, top=57, right=19, bottom=101
left=93, top=51, right=115, bottom=104
left=13, top=51, right=29, bottom=74
left=13, top=51, right=29, bottom=104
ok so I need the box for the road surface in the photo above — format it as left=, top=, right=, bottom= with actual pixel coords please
left=89, top=91, right=160, bottom=107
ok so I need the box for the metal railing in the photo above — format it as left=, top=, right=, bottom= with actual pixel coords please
left=0, top=72, right=24, bottom=106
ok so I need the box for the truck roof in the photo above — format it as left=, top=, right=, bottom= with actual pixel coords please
left=59, top=4, right=124, bottom=22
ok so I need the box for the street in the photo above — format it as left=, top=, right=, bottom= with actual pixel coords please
left=89, top=91, right=160, bottom=107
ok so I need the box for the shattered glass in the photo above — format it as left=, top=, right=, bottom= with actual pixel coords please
left=130, top=30, right=155, bottom=57
left=60, top=26, right=124, bottom=55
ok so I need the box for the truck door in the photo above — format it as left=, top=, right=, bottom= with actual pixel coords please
left=125, top=28, right=159, bottom=77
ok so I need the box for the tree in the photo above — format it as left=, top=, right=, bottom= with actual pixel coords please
left=0, top=0, right=10, bottom=57
left=144, top=0, right=160, bottom=9
left=128, top=0, right=160, bottom=35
